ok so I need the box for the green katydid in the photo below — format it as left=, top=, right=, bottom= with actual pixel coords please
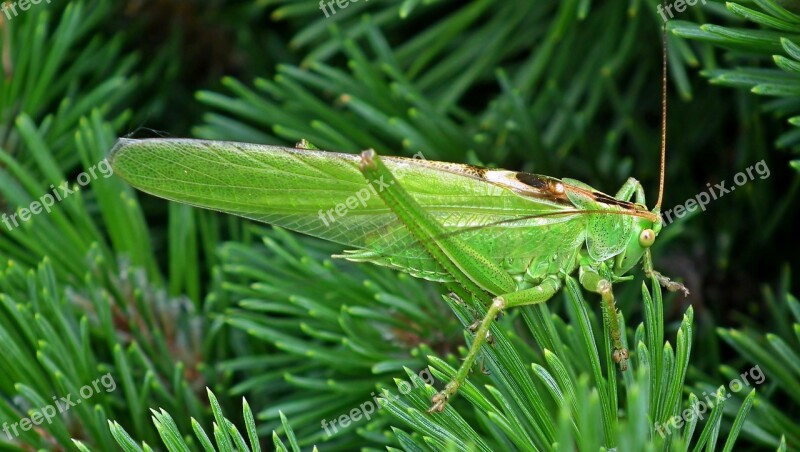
left=108, top=137, right=688, bottom=412
left=108, top=18, right=687, bottom=415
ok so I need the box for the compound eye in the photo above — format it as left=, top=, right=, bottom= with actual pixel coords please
left=639, top=229, right=656, bottom=248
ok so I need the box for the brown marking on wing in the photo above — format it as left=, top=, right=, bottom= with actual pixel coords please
left=593, top=192, right=638, bottom=209
left=514, top=172, right=548, bottom=190
left=513, top=173, right=572, bottom=205
left=385, top=156, right=640, bottom=212
left=561, top=181, right=640, bottom=211
left=385, top=157, right=572, bottom=206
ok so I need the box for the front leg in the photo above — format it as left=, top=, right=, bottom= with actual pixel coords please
left=617, top=179, right=690, bottom=297
left=644, top=249, right=690, bottom=296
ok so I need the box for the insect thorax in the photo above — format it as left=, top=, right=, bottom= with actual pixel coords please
left=505, top=246, right=582, bottom=290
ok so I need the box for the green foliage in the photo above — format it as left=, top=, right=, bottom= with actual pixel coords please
left=0, top=0, right=798, bottom=450
left=216, top=226, right=455, bottom=447
left=0, top=3, right=239, bottom=448
left=377, top=280, right=755, bottom=451
left=672, top=0, right=800, bottom=152
left=706, top=269, right=799, bottom=447
left=0, top=1, right=136, bottom=168
left=73, top=389, right=303, bottom=452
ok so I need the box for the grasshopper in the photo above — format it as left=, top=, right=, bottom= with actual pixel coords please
left=108, top=16, right=687, bottom=414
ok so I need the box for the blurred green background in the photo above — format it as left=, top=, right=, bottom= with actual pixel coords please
left=0, top=0, right=798, bottom=450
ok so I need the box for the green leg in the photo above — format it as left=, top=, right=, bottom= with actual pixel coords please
left=614, top=177, right=646, bottom=204
left=428, top=296, right=505, bottom=413
left=428, top=276, right=562, bottom=413
left=579, top=265, right=629, bottom=370
left=358, top=150, right=520, bottom=412
left=643, top=249, right=690, bottom=296
left=503, top=275, right=562, bottom=308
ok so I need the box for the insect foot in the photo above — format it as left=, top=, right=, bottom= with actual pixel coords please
left=295, top=139, right=319, bottom=150
left=428, top=392, right=448, bottom=413
left=647, top=269, right=690, bottom=297
left=428, top=381, right=459, bottom=414
left=613, top=348, right=630, bottom=371
left=486, top=331, right=495, bottom=346
left=359, top=149, right=378, bottom=171
left=446, top=292, right=465, bottom=305
left=480, top=356, right=490, bottom=375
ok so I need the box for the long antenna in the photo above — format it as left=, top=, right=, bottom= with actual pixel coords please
left=655, top=0, right=668, bottom=210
